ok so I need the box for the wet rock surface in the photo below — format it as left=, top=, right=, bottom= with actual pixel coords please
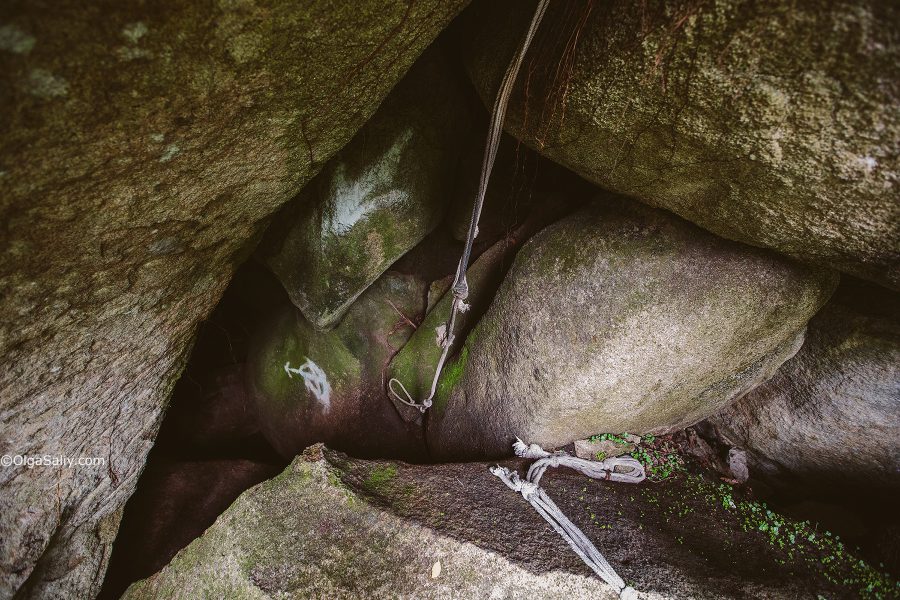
left=123, top=446, right=893, bottom=599
left=428, top=197, right=837, bottom=459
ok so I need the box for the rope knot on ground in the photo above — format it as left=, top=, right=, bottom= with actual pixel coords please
left=492, top=438, right=646, bottom=599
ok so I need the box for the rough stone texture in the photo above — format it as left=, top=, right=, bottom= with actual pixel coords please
left=247, top=271, right=428, bottom=460
left=122, top=446, right=871, bottom=599
left=461, top=0, right=900, bottom=288
left=258, top=47, right=469, bottom=330
left=707, top=299, right=900, bottom=490
left=428, top=198, right=837, bottom=460
left=100, top=458, right=282, bottom=599
left=0, top=1, right=468, bottom=597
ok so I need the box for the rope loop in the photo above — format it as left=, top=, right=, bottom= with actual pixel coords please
left=492, top=438, right=643, bottom=598
left=387, top=378, right=429, bottom=413
left=385, top=0, right=550, bottom=414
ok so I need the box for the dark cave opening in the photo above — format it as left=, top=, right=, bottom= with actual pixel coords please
left=98, top=106, right=598, bottom=598
left=100, top=246, right=900, bottom=598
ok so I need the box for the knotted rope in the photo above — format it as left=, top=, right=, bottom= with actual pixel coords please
left=491, top=439, right=645, bottom=600
left=387, top=0, right=551, bottom=413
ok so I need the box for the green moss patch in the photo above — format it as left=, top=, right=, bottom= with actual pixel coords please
left=364, top=464, right=398, bottom=492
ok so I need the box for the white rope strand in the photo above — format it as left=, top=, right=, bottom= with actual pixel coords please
left=387, top=0, right=551, bottom=413
left=491, top=439, right=644, bottom=600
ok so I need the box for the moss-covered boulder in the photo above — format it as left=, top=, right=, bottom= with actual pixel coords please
left=0, top=1, right=468, bottom=597
left=461, top=0, right=900, bottom=289
left=387, top=236, right=517, bottom=421
left=122, top=446, right=894, bottom=599
left=246, top=271, right=427, bottom=460
left=427, top=198, right=837, bottom=459
left=259, top=47, right=470, bottom=329
left=707, top=294, right=900, bottom=490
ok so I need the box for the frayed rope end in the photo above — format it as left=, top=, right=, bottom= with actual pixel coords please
left=513, top=437, right=552, bottom=459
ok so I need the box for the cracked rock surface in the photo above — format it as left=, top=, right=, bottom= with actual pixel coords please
left=0, top=1, right=468, bottom=597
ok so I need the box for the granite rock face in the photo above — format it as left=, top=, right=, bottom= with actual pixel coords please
left=428, top=198, right=837, bottom=459
left=461, top=0, right=900, bottom=288
left=708, top=298, right=900, bottom=490
left=259, top=47, right=469, bottom=330
left=0, top=1, right=468, bottom=597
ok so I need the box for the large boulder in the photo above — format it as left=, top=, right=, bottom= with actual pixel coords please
left=122, top=446, right=889, bottom=599
left=460, top=0, right=900, bottom=288
left=707, top=295, right=900, bottom=490
left=258, top=47, right=469, bottom=329
left=428, top=198, right=837, bottom=459
left=247, top=271, right=428, bottom=460
left=0, top=1, right=468, bottom=597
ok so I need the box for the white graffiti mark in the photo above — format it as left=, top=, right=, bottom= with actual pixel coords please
left=284, top=358, right=331, bottom=413
left=325, top=127, right=414, bottom=235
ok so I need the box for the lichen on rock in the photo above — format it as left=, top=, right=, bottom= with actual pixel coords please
left=461, top=0, right=900, bottom=288
left=428, top=196, right=838, bottom=459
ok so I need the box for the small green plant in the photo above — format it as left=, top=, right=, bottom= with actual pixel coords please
left=589, top=432, right=630, bottom=445
left=629, top=440, right=684, bottom=481
left=686, top=474, right=897, bottom=599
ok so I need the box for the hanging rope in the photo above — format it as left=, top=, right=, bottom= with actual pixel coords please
left=491, top=439, right=645, bottom=600
left=387, top=0, right=551, bottom=413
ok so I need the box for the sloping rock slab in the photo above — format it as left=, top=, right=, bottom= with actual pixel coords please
left=123, top=446, right=892, bottom=599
